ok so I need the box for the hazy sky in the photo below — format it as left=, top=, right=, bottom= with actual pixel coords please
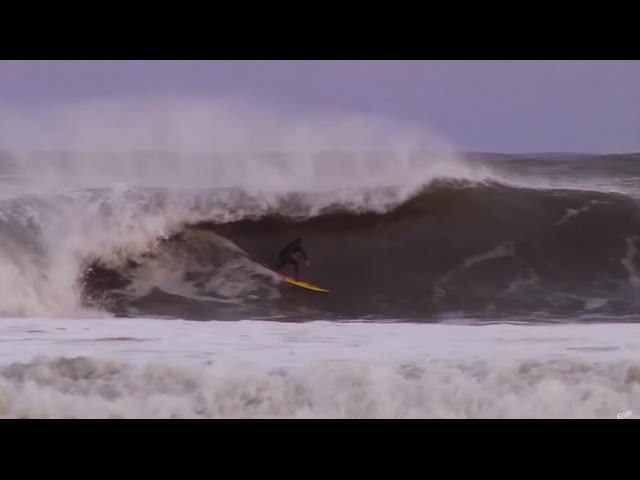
left=1, top=60, right=638, bottom=153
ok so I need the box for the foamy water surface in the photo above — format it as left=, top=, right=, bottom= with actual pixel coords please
left=0, top=318, right=638, bottom=419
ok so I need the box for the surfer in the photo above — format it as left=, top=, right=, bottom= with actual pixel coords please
left=274, top=237, right=310, bottom=281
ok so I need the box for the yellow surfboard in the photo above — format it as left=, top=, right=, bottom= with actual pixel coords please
left=278, top=273, right=330, bottom=292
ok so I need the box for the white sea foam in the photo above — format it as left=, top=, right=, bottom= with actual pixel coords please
left=0, top=318, right=638, bottom=419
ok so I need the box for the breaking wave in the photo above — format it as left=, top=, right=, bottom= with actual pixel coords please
left=3, top=174, right=640, bottom=320
left=1, top=98, right=640, bottom=322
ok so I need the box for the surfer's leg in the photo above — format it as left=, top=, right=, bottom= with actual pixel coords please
left=290, top=259, right=299, bottom=280
left=274, top=256, right=288, bottom=272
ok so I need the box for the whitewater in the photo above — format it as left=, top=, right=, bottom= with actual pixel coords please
left=0, top=97, right=639, bottom=418
left=1, top=318, right=638, bottom=419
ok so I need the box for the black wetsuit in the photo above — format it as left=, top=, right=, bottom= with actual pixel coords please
left=275, top=239, right=308, bottom=280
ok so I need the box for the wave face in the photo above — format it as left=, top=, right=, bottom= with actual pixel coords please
left=79, top=177, right=640, bottom=321
left=1, top=99, right=640, bottom=322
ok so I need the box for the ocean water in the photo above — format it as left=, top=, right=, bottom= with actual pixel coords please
left=0, top=98, right=638, bottom=418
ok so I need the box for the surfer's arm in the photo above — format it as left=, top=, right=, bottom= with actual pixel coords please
left=297, top=247, right=310, bottom=264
